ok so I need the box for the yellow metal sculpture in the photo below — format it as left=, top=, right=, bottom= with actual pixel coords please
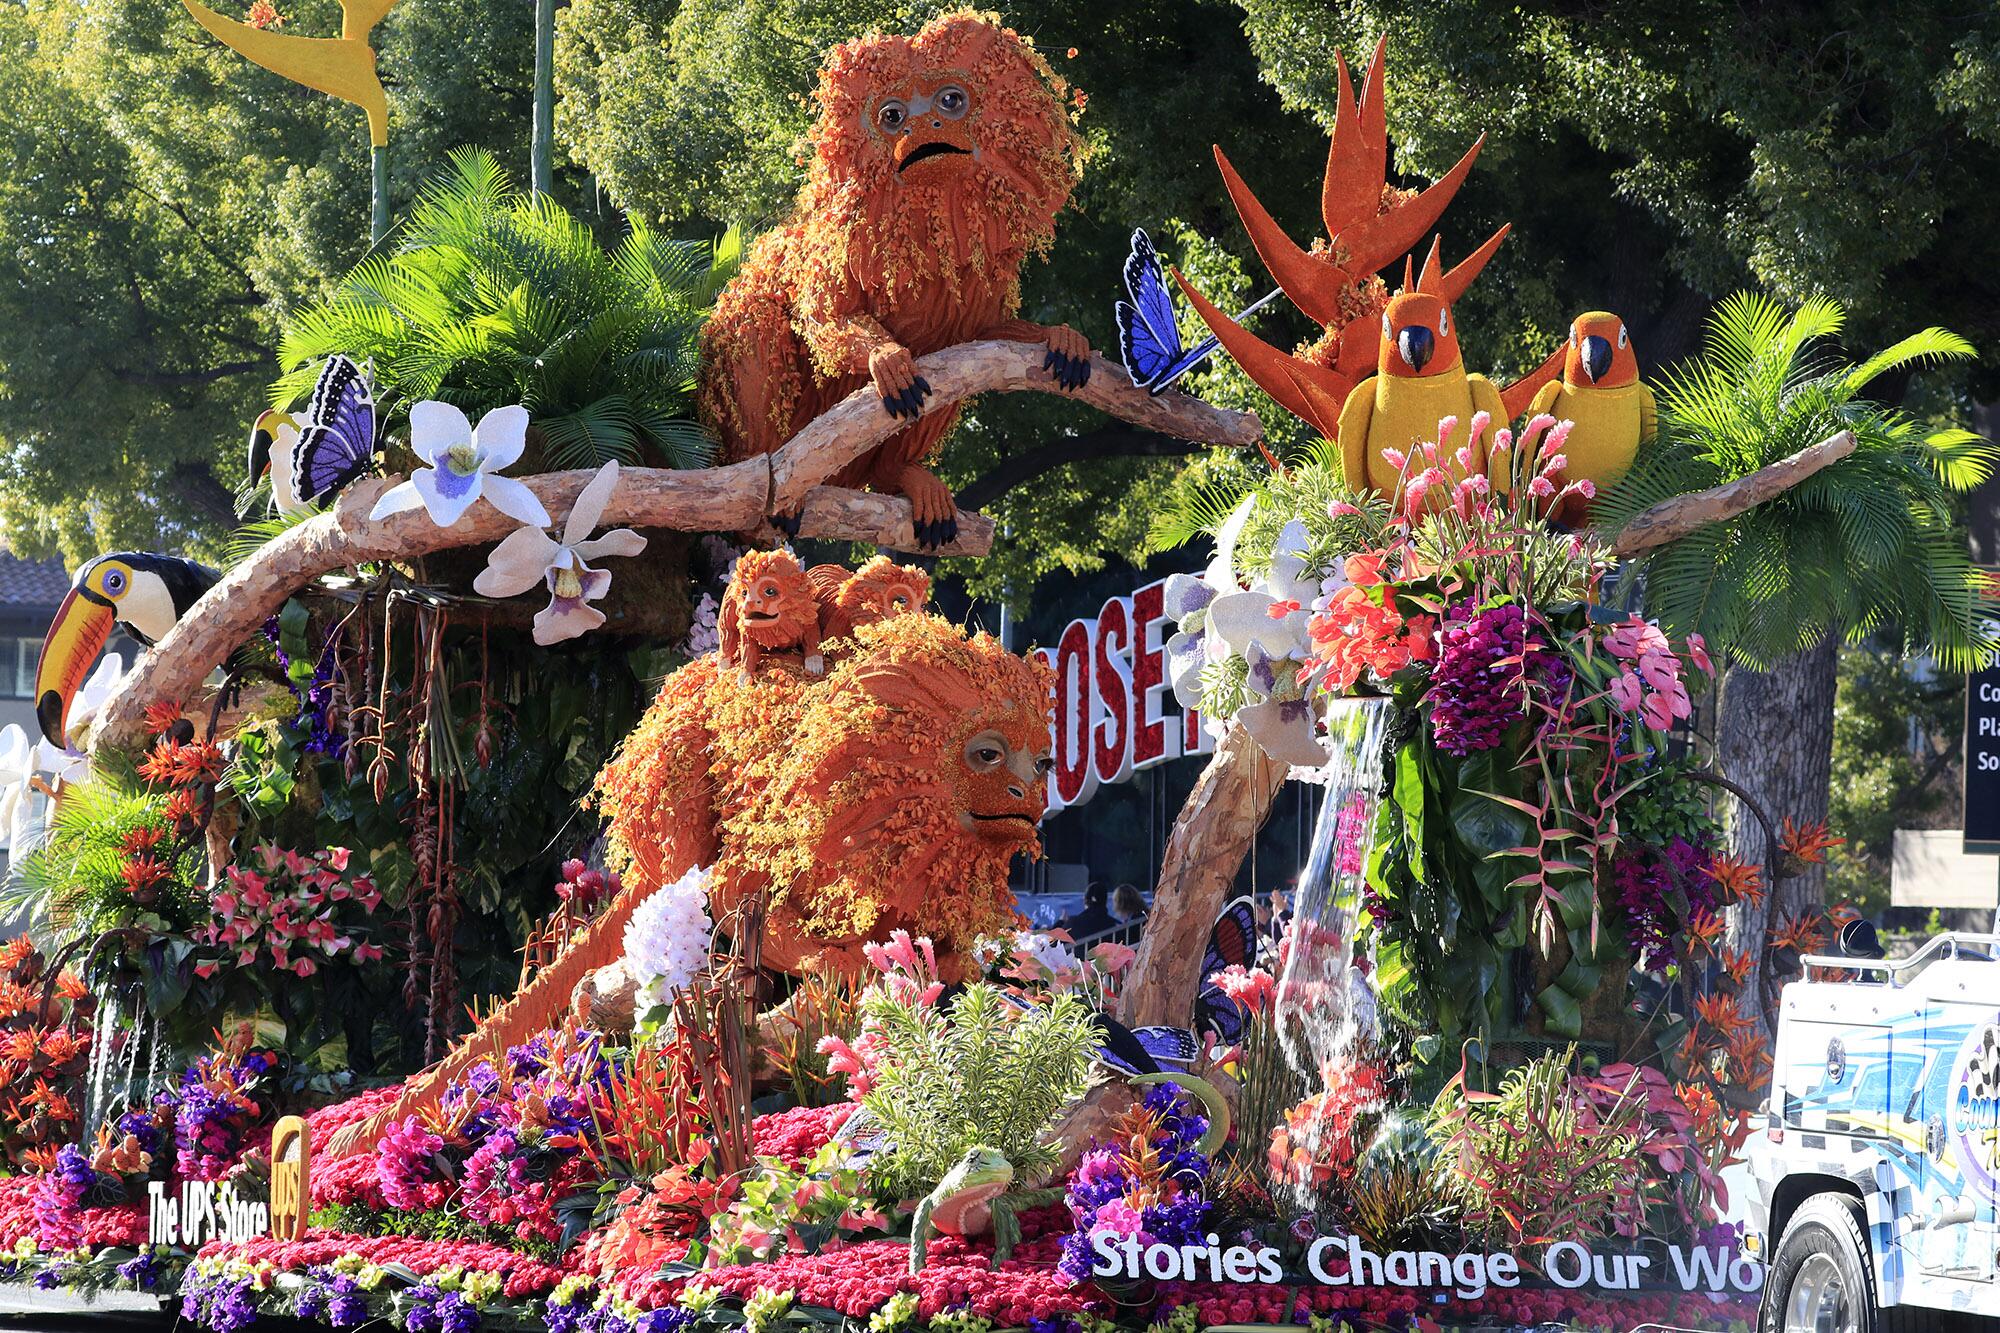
left=178, top=0, right=396, bottom=237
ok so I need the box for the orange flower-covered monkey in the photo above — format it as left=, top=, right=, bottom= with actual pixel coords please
left=719, top=550, right=823, bottom=681
left=697, top=12, right=1092, bottom=549
left=809, top=555, right=933, bottom=646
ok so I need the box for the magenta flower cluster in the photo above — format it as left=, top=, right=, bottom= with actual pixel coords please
left=1430, top=601, right=1533, bottom=754
left=1613, top=836, right=1722, bottom=972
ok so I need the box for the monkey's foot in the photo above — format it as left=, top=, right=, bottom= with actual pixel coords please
left=894, top=467, right=959, bottom=550
left=1040, top=324, right=1093, bottom=392
left=870, top=344, right=932, bottom=421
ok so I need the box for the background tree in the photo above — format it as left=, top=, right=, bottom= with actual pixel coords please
left=0, top=0, right=557, bottom=564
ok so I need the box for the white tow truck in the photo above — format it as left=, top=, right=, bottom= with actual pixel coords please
left=1749, top=931, right=2000, bottom=1331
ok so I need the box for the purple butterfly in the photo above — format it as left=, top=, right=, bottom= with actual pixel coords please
left=291, top=355, right=378, bottom=504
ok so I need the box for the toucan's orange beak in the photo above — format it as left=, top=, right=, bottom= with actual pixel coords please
left=34, top=586, right=114, bottom=748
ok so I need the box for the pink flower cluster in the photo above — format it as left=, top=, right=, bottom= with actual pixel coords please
left=818, top=930, right=942, bottom=1098
left=376, top=1117, right=450, bottom=1211
left=194, top=844, right=386, bottom=980
left=1603, top=617, right=1710, bottom=731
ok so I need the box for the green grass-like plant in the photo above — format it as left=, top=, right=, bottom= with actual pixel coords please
left=858, top=982, right=1097, bottom=1200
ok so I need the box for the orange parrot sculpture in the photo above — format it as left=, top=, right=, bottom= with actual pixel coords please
left=1328, top=234, right=1510, bottom=497
left=1514, top=311, right=1657, bottom=507
left=1170, top=36, right=1490, bottom=438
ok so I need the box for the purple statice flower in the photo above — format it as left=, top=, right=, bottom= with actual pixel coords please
left=404, top=1283, right=479, bottom=1333
left=1429, top=601, right=1530, bottom=754
left=544, top=1289, right=596, bottom=1333
left=183, top=1271, right=260, bottom=1333
left=324, top=1273, right=368, bottom=1328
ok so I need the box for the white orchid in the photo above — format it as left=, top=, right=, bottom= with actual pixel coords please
left=473, top=460, right=647, bottom=645
left=0, top=725, right=36, bottom=854
left=369, top=401, right=551, bottom=529
left=1210, top=519, right=1329, bottom=768
left=1163, top=497, right=1253, bottom=710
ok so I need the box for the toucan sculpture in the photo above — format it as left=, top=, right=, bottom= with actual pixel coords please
left=246, top=410, right=309, bottom=515
left=35, top=554, right=221, bottom=748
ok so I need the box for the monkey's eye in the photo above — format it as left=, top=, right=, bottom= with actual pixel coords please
left=99, top=568, right=128, bottom=597
left=935, top=86, right=968, bottom=119
left=1617, top=324, right=1629, bottom=349
left=890, top=594, right=908, bottom=609
left=760, top=583, right=780, bottom=598
left=973, top=745, right=1003, bottom=766
left=1033, top=756, right=1055, bottom=777
left=877, top=100, right=908, bottom=132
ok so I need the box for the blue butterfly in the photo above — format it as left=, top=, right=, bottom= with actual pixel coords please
left=1115, top=229, right=1279, bottom=396
left=1092, top=896, right=1262, bottom=1076
left=291, top=355, right=378, bottom=505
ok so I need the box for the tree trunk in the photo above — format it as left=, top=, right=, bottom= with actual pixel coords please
left=1123, top=723, right=1288, bottom=1026
left=1721, top=634, right=1839, bottom=1028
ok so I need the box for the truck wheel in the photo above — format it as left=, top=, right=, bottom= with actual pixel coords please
left=1760, top=1193, right=1908, bottom=1333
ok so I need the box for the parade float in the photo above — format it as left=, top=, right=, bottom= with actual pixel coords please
left=0, top=8, right=1992, bottom=1333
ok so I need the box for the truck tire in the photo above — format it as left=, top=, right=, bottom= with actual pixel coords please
left=1760, top=1193, right=1926, bottom=1333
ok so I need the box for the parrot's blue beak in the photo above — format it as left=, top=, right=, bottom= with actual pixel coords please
left=1396, top=325, right=1435, bottom=373
left=1580, top=335, right=1613, bottom=384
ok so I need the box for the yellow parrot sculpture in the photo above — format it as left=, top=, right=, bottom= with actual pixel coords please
left=1520, top=311, right=1656, bottom=499
left=1332, top=232, right=1510, bottom=499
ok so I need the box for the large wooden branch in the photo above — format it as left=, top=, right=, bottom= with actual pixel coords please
left=1610, top=429, right=1856, bottom=556
left=88, top=340, right=1260, bottom=756
left=767, top=341, right=1264, bottom=508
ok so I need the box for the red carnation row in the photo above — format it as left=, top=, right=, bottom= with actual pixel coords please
left=747, top=1103, right=850, bottom=1168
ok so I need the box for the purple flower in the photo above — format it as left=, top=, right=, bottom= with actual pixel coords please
left=1429, top=601, right=1530, bottom=754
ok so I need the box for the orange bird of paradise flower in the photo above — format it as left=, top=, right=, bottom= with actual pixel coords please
left=1171, top=36, right=1495, bottom=440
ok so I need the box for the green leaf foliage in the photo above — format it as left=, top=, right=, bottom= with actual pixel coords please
left=282, top=150, right=736, bottom=470
left=1597, top=291, right=1998, bottom=672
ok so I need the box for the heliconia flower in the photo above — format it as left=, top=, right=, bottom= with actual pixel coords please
left=370, top=402, right=551, bottom=529
left=474, top=461, right=646, bottom=646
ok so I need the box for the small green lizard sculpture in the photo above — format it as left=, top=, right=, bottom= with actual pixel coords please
left=908, top=1146, right=1061, bottom=1275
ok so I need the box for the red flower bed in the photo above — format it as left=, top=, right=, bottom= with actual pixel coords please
left=200, top=1229, right=569, bottom=1299
left=748, top=1103, right=850, bottom=1167
left=686, top=1204, right=1087, bottom=1325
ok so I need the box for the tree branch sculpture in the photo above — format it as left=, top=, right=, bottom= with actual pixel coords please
left=87, top=340, right=1263, bottom=755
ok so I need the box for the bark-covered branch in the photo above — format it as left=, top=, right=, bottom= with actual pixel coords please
left=1609, top=429, right=1857, bottom=556
left=87, top=340, right=1263, bottom=755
